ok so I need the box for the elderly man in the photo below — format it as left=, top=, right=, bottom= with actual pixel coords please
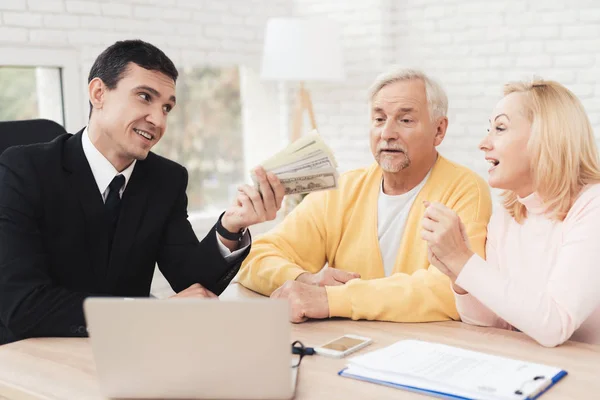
left=238, top=68, right=492, bottom=323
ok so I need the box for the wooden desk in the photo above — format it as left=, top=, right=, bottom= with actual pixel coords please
left=1, top=283, right=599, bottom=399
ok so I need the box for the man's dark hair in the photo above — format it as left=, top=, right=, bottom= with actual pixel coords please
left=87, top=39, right=178, bottom=117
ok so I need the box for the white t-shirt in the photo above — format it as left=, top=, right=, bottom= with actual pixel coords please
left=377, top=173, right=430, bottom=276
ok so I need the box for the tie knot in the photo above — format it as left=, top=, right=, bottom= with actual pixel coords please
left=109, top=174, right=125, bottom=193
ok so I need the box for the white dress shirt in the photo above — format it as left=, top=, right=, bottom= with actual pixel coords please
left=81, top=127, right=249, bottom=259
left=377, top=171, right=430, bottom=276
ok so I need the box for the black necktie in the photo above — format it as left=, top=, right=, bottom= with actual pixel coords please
left=105, top=174, right=125, bottom=247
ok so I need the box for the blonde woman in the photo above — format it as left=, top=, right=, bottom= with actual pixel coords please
left=421, top=80, right=600, bottom=347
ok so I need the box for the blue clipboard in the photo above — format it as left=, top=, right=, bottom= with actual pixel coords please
left=338, top=367, right=568, bottom=400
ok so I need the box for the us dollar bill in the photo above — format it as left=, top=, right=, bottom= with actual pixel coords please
left=277, top=171, right=338, bottom=195
left=251, top=130, right=339, bottom=196
left=252, top=169, right=339, bottom=195
left=270, top=156, right=335, bottom=175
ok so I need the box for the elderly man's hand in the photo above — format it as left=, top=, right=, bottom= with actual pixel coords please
left=296, top=266, right=360, bottom=287
left=270, top=281, right=329, bottom=323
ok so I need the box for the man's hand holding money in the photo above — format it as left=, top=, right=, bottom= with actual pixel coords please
left=219, top=167, right=285, bottom=251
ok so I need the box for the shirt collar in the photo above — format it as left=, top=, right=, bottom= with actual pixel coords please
left=517, top=192, right=546, bottom=215
left=81, top=126, right=136, bottom=195
left=380, top=168, right=432, bottom=198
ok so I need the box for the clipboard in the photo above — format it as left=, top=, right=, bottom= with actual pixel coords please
left=337, top=340, right=568, bottom=400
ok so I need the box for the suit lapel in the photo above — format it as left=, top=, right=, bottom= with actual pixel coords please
left=62, top=130, right=111, bottom=282
left=105, top=159, right=150, bottom=290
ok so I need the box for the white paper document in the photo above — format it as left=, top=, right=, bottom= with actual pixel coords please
left=340, top=340, right=567, bottom=400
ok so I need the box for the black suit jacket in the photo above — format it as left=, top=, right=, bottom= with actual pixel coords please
left=0, top=130, right=248, bottom=345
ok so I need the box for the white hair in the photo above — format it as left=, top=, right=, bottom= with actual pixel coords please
left=367, top=67, right=448, bottom=121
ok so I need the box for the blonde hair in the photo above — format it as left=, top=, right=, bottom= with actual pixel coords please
left=368, top=67, right=448, bottom=122
left=502, top=79, right=600, bottom=222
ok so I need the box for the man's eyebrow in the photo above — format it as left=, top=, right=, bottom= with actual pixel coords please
left=133, top=85, right=176, bottom=104
left=372, top=107, right=415, bottom=112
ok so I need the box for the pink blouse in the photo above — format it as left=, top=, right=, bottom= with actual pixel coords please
left=454, top=184, right=600, bottom=347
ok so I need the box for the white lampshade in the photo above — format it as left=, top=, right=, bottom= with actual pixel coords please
left=260, top=17, right=345, bottom=82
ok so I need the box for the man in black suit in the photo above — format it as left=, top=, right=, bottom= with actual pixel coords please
left=0, top=40, right=285, bottom=345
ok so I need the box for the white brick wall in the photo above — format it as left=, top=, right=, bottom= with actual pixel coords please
left=2, top=0, right=598, bottom=184
left=65, top=1, right=100, bottom=15
left=295, top=0, right=600, bottom=182
left=3, top=11, right=43, bottom=27
left=0, top=0, right=292, bottom=121
left=0, top=25, right=28, bottom=42
left=0, top=0, right=26, bottom=11
left=100, top=3, right=132, bottom=17
left=27, top=0, right=64, bottom=13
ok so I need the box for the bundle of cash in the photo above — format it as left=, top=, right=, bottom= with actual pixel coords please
left=252, top=130, right=339, bottom=196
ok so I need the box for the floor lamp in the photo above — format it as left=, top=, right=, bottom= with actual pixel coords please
left=260, top=17, right=345, bottom=143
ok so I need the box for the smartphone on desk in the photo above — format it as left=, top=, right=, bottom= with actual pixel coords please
left=314, top=334, right=373, bottom=358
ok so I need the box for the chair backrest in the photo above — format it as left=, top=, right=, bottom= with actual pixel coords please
left=0, top=119, right=67, bottom=156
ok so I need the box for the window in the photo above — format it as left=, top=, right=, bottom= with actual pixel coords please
left=0, top=66, right=65, bottom=125
left=0, top=47, right=84, bottom=132
left=154, top=66, right=244, bottom=213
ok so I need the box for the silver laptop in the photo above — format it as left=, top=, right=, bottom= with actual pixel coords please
left=83, top=298, right=296, bottom=399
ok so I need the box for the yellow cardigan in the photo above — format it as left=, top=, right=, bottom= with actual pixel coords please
left=238, top=155, right=492, bottom=322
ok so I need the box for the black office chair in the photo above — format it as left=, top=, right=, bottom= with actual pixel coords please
left=0, top=118, right=67, bottom=156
